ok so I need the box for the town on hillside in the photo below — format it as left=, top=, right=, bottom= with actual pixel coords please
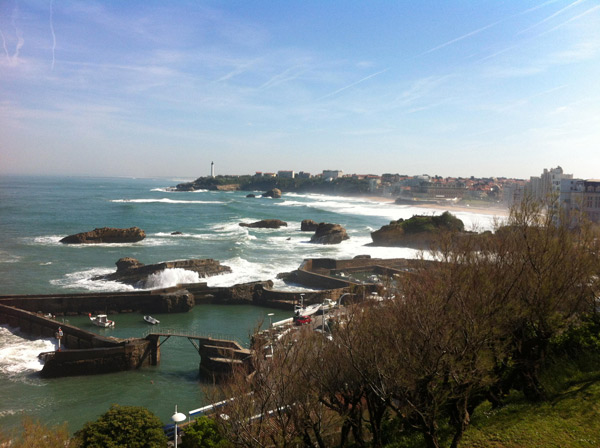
left=178, top=164, right=600, bottom=223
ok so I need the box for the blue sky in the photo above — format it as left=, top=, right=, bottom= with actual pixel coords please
left=1, top=0, right=599, bottom=179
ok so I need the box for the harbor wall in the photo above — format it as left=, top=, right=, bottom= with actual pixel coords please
left=0, top=289, right=194, bottom=315
left=39, top=339, right=156, bottom=378
left=0, top=304, right=157, bottom=378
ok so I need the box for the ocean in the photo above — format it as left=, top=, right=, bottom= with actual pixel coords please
left=0, top=175, right=501, bottom=433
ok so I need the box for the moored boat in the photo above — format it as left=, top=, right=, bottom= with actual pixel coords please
left=143, top=315, right=160, bottom=325
left=88, top=313, right=115, bottom=328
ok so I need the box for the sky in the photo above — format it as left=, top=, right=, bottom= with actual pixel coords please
left=1, top=0, right=599, bottom=180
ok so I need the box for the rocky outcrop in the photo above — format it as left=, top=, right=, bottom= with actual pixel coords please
left=262, top=188, right=282, bottom=199
left=246, top=194, right=256, bottom=198
left=60, top=227, right=146, bottom=244
left=155, top=289, right=195, bottom=313
left=239, top=219, right=288, bottom=229
left=300, top=219, right=319, bottom=231
left=94, top=258, right=232, bottom=287
left=370, top=212, right=465, bottom=248
left=310, top=223, right=350, bottom=245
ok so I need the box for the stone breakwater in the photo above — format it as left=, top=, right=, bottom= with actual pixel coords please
left=0, top=304, right=156, bottom=378
left=0, top=257, right=422, bottom=378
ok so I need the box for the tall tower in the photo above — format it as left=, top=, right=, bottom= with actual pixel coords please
left=211, top=161, right=215, bottom=178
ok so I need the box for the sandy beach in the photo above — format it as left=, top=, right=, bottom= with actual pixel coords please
left=362, top=195, right=509, bottom=217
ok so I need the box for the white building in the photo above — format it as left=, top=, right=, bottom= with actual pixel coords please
left=322, top=170, right=343, bottom=180
left=277, top=170, right=295, bottom=178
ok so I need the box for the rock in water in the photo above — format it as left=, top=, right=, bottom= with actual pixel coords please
left=239, top=219, right=288, bottom=229
left=94, top=258, right=232, bottom=287
left=261, top=188, right=282, bottom=198
left=370, top=212, right=465, bottom=248
left=310, top=223, right=349, bottom=245
left=60, top=227, right=146, bottom=244
left=300, top=219, right=319, bottom=231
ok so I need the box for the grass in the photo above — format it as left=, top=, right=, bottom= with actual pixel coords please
left=460, top=357, right=600, bottom=448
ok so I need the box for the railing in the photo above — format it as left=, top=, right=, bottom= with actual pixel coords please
left=141, top=328, right=247, bottom=347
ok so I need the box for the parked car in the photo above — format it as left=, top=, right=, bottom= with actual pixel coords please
left=293, top=315, right=312, bottom=326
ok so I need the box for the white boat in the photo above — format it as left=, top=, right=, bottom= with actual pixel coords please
left=88, top=313, right=115, bottom=328
left=143, top=315, right=160, bottom=325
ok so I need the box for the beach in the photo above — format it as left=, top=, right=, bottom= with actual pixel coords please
left=362, top=195, right=509, bottom=217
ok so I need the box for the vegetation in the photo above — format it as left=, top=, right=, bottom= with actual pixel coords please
left=209, top=197, right=600, bottom=448
left=176, top=175, right=371, bottom=195
left=72, top=404, right=167, bottom=448
left=0, top=417, right=70, bottom=448
left=181, top=416, right=230, bottom=448
left=390, top=211, right=465, bottom=234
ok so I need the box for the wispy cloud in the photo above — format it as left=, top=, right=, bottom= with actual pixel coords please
left=215, top=58, right=260, bottom=83
left=0, top=28, right=10, bottom=63
left=420, top=20, right=503, bottom=56
left=517, top=0, right=589, bottom=35
left=540, top=4, right=600, bottom=35
left=10, top=4, right=24, bottom=65
left=259, top=65, right=307, bottom=90
left=50, top=0, right=56, bottom=70
left=317, top=68, right=389, bottom=101
left=420, top=0, right=571, bottom=57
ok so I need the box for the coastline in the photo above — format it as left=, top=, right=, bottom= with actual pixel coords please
left=414, top=203, right=509, bottom=217
left=361, top=195, right=509, bottom=217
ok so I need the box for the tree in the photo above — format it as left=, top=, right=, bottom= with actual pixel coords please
left=73, top=404, right=167, bottom=448
left=492, top=197, right=599, bottom=400
left=181, top=416, right=229, bottom=448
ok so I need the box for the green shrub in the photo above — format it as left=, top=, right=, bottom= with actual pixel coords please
left=73, top=404, right=167, bottom=448
left=181, top=416, right=229, bottom=448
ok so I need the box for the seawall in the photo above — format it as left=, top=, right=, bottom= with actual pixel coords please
left=0, top=288, right=194, bottom=315
left=0, top=303, right=157, bottom=378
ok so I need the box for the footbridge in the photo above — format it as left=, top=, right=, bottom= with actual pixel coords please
left=143, top=329, right=253, bottom=378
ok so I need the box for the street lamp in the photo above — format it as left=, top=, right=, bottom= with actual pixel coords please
left=267, top=313, right=275, bottom=357
left=338, top=293, right=351, bottom=307
left=171, top=405, right=186, bottom=448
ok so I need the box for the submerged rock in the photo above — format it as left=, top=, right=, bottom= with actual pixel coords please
left=60, top=227, right=146, bottom=244
left=239, top=219, right=288, bottom=229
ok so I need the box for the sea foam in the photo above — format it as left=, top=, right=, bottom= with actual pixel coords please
left=143, top=268, right=202, bottom=289
left=111, top=198, right=222, bottom=205
left=0, top=326, right=55, bottom=377
left=50, top=268, right=135, bottom=292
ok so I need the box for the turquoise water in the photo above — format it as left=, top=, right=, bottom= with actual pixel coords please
left=0, top=175, right=498, bottom=433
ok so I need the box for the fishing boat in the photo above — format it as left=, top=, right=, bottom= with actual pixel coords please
left=143, top=315, right=160, bottom=325
left=88, top=313, right=115, bottom=328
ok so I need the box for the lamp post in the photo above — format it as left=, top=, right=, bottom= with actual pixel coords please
left=338, top=293, right=350, bottom=308
left=171, top=405, right=186, bottom=448
left=267, top=313, right=275, bottom=357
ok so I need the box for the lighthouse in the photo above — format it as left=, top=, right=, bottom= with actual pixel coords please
left=211, top=161, right=215, bottom=178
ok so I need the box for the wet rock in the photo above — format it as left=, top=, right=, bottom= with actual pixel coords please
left=262, top=188, right=282, bottom=198
left=239, top=219, right=288, bottom=229
left=310, top=223, right=349, bottom=245
left=94, top=258, right=232, bottom=287
left=60, top=227, right=146, bottom=244
left=300, top=219, right=318, bottom=231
